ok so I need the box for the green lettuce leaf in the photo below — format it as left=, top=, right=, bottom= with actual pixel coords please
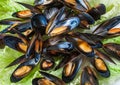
left=0, top=0, right=120, bottom=85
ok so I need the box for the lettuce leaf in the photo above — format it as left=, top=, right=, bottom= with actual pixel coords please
left=0, top=0, right=120, bottom=85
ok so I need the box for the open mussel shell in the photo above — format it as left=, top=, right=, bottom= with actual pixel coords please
left=66, top=35, right=94, bottom=57
left=92, top=16, right=120, bottom=36
left=62, top=56, right=83, bottom=83
left=45, top=6, right=66, bottom=34
left=10, top=53, right=41, bottom=82
left=80, top=66, right=99, bottom=85
left=33, top=71, right=66, bottom=85
left=92, top=57, right=110, bottom=78
left=49, top=17, right=80, bottom=36
left=103, top=43, right=120, bottom=60
left=12, top=10, right=33, bottom=19
left=43, top=34, right=65, bottom=47
left=44, top=7, right=59, bottom=20
left=107, top=23, right=120, bottom=37
left=40, top=56, right=55, bottom=71
left=55, top=51, right=79, bottom=70
left=2, top=35, right=27, bottom=53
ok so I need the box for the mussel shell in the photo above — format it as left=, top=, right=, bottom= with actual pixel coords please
left=43, top=34, right=65, bottom=47
left=6, top=54, right=34, bottom=68
left=93, top=16, right=120, bottom=36
left=46, top=6, right=66, bottom=34
left=15, top=21, right=31, bottom=33
left=59, top=0, right=88, bottom=12
left=31, top=14, right=47, bottom=34
left=80, top=66, right=99, bottom=85
left=0, top=18, right=23, bottom=25
left=32, top=78, right=56, bottom=85
left=10, top=53, right=41, bottom=82
left=44, top=7, right=59, bottom=20
left=66, top=35, right=94, bottom=57
left=92, top=57, right=110, bottom=78
left=49, top=17, right=80, bottom=36
left=3, top=35, right=27, bottom=53
left=103, top=43, right=120, bottom=60
left=78, top=12, right=95, bottom=25
left=34, top=0, right=54, bottom=6
left=12, top=10, right=32, bottom=18
left=55, top=51, right=79, bottom=70
left=94, top=49, right=115, bottom=64
left=40, top=56, right=55, bottom=71
left=25, top=34, right=38, bottom=58
left=46, top=41, right=74, bottom=52
left=62, top=57, right=82, bottom=83
left=69, top=32, right=103, bottom=47
left=87, top=4, right=106, bottom=21
left=40, top=71, right=66, bottom=85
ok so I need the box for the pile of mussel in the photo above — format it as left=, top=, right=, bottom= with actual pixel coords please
left=0, top=0, right=120, bottom=85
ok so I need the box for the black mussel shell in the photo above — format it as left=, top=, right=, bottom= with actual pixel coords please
left=80, top=66, right=99, bottom=85
left=92, top=57, right=110, bottom=78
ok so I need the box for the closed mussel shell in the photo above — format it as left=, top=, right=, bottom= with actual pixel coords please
left=31, top=14, right=47, bottom=34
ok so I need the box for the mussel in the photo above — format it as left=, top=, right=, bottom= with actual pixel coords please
left=11, top=53, right=41, bottom=82
left=62, top=55, right=84, bottom=83
left=81, top=66, right=99, bottom=85
left=0, top=34, right=27, bottom=53
left=32, top=71, right=66, bottom=85
left=40, top=56, right=55, bottom=71
left=0, top=18, right=23, bottom=25
left=45, top=6, right=66, bottom=34
left=31, top=14, right=48, bottom=35
left=66, top=35, right=94, bottom=57
left=91, top=57, right=110, bottom=78
left=49, top=17, right=80, bottom=36
left=93, top=16, right=120, bottom=36
left=12, top=10, right=33, bottom=18
left=0, top=0, right=119, bottom=85
left=103, top=43, right=120, bottom=60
